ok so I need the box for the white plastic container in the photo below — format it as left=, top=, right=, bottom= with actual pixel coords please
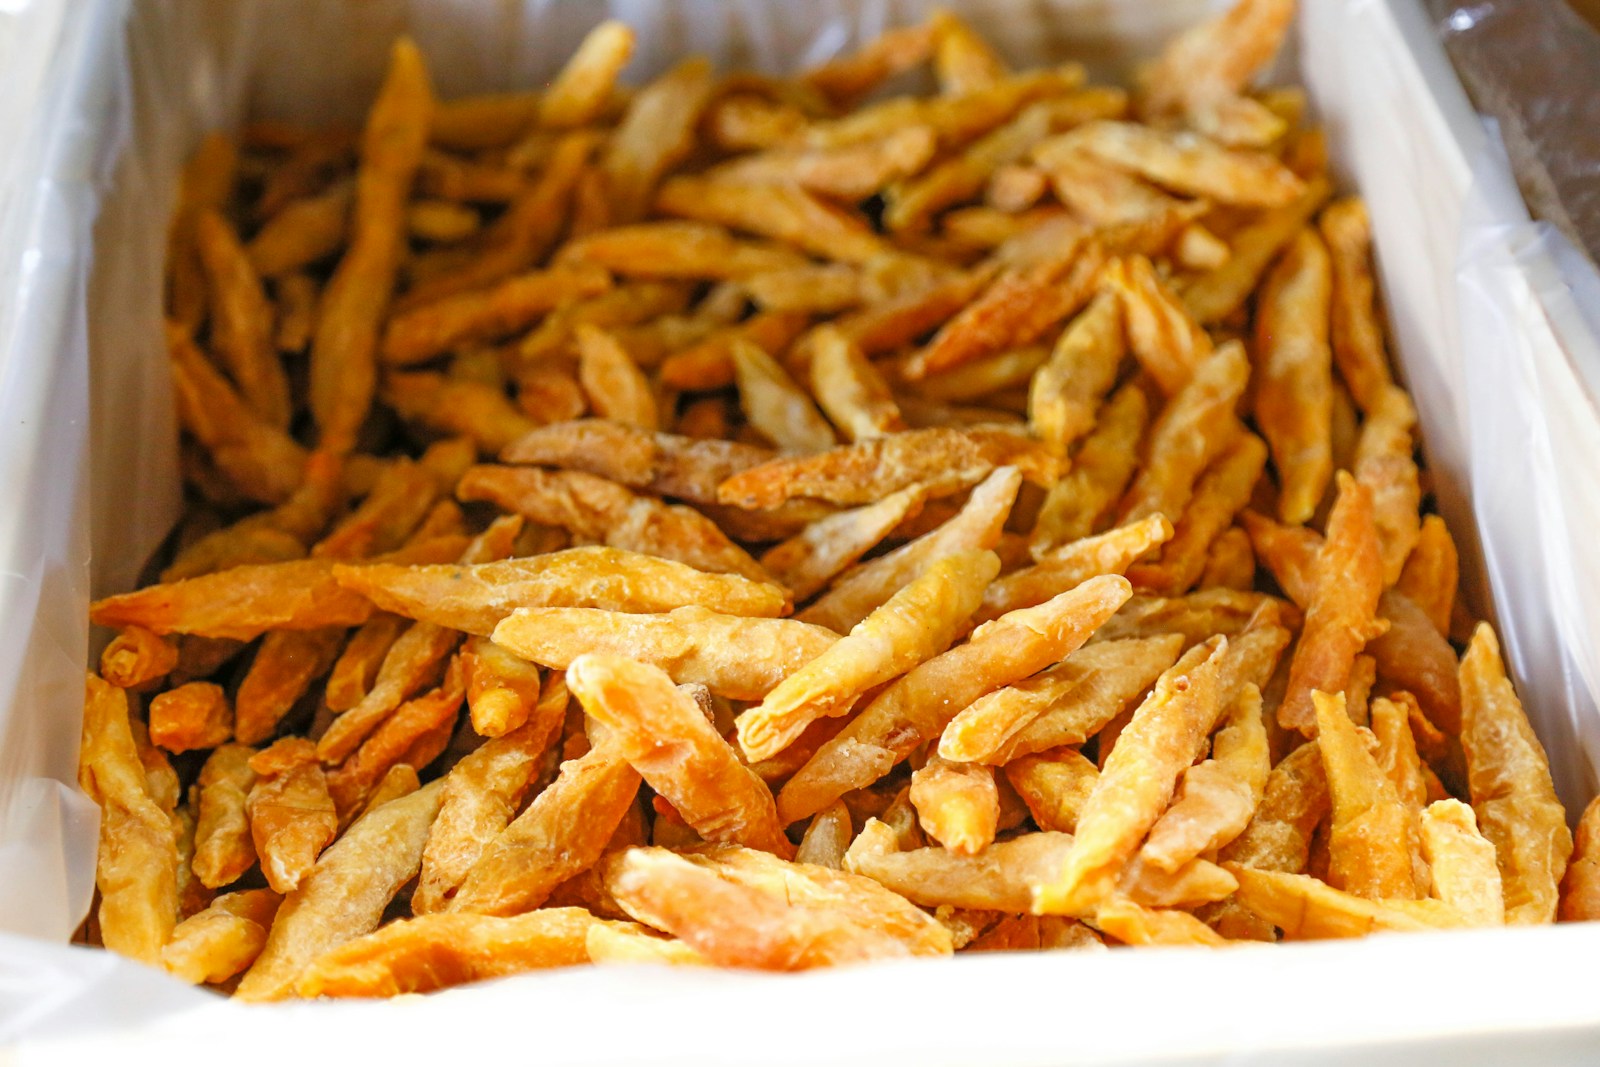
left=3, top=0, right=1600, bottom=1060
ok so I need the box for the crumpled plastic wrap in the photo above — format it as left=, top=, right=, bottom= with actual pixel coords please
left=1426, top=0, right=1600, bottom=270
left=3, top=0, right=1600, bottom=1059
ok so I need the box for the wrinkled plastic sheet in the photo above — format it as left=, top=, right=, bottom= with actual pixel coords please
left=3, top=0, right=1600, bottom=1060
left=1426, top=0, right=1600, bottom=270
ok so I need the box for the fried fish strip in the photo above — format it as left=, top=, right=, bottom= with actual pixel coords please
left=847, top=830, right=1074, bottom=911
left=1027, top=291, right=1123, bottom=456
left=89, top=556, right=449, bottom=641
left=1560, top=797, right=1600, bottom=922
left=333, top=547, right=787, bottom=636
left=909, top=756, right=999, bottom=855
left=1034, top=638, right=1227, bottom=915
left=292, top=908, right=604, bottom=997
left=168, top=323, right=306, bottom=505
left=603, top=59, right=716, bottom=224
left=602, top=846, right=950, bottom=970
left=778, top=575, right=1132, bottom=823
left=1459, top=623, right=1573, bottom=924
left=80, top=675, right=179, bottom=964
left=448, top=746, right=640, bottom=916
left=235, top=782, right=444, bottom=1000
left=1138, top=683, right=1269, bottom=871
left=500, top=419, right=773, bottom=505
left=1226, top=864, right=1464, bottom=940
left=161, top=889, right=281, bottom=985
left=458, top=465, right=769, bottom=582
left=1119, top=341, right=1249, bottom=526
left=1277, top=473, right=1384, bottom=734
left=309, top=39, right=432, bottom=453
left=738, top=550, right=998, bottom=763
left=978, top=515, right=1173, bottom=623
left=807, top=326, right=905, bottom=441
left=1319, top=197, right=1394, bottom=413
left=1253, top=227, right=1333, bottom=524
left=1104, top=255, right=1212, bottom=396
left=192, top=744, right=258, bottom=889
left=194, top=208, right=293, bottom=428
left=760, top=487, right=924, bottom=603
left=1030, top=383, right=1148, bottom=551
left=799, top=466, right=1018, bottom=633
left=716, top=427, right=1061, bottom=509
left=1314, top=690, right=1422, bottom=900
left=492, top=606, right=837, bottom=701
left=1420, top=799, right=1504, bottom=926
left=381, top=263, right=611, bottom=365
left=247, top=738, right=338, bottom=895
left=968, top=636, right=1185, bottom=764
left=569, top=654, right=792, bottom=857
left=1064, top=120, right=1303, bottom=206
left=414, top=680, right=567, bottom=913
left=540, top=20, right=635, bottom=128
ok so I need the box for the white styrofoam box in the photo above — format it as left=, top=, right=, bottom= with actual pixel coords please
left=3, top=0, right=1600, bottom=1061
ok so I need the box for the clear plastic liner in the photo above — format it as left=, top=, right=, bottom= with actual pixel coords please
left=1425, top=0, right=1600, bottom=270
left=1456, top=125, right=1600, bottom=809
left=4, top=0, right=1600, bottom=1059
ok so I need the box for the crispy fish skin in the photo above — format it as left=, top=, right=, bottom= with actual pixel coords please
left=1314, top=690, right=1422, bottom=900
left=161, top=889, right=282, bottom=985
left=799, top=466, right=1019, bottom=634
left=716, top=428, right=1063, bottom=509
left=760, top=487, right=925, bottom=603
left=332, top=547, right=789, bottom=636
left=458, top=465, right=770, bottom=582
left=1034, top=638, right=1228, bottom=915
left=308, top=39, right=433, bottom=454
left=602, top=846, right=950, bottom=970
left=500, top=419, right=774, bottom=505
left=90, top=559, right=381, bottom=641
left=1253, top=227, right=1333, bottom=525
left=447, top=745, right=641, bottom=917
left=79, top=674, right=180, bottom=964
left=493, top=605, right=838, bottom=701
left=292, top=908, right=606, bottom=997
left=236, top=781, right=444, bottom=1001
left=192, top=744, right=258, bottom=889
left=1459, top=623, right=1573, bottom=925
left=569, top=654, right=792, bottom=857
left=777, top=575, right=1132, bottom=824
left=1277, top=473, right=1384, bottom=735
left=738, top=550, right=999, bottom=763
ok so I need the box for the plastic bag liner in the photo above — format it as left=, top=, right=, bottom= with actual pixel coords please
left=4, top=0, right=1600, bottom=1060
left=1424, top=0, right=1600, bottom=269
